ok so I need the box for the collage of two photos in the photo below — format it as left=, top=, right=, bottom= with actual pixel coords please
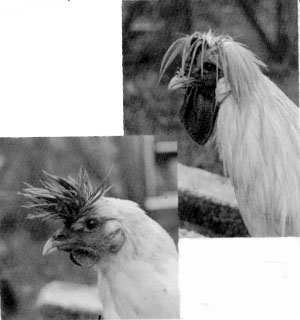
left=0, top=0, right=299, bottom=319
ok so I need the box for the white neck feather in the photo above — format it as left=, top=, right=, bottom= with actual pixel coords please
left=215, top=76, right=300, bottom=236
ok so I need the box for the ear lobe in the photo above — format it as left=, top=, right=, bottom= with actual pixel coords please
left=102, top=220, right=125, bottom=253
left=108, top=229, right=125, bottom=253
left=179, top=86, right=219, bottom=145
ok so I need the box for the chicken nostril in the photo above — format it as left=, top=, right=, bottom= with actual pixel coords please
left=53, top=232, right=68, bottom=241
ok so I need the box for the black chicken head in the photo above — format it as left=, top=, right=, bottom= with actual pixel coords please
left=169, top=58, right=222, bottom=145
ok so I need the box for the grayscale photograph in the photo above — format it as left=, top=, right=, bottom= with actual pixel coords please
left=123, top=0, right=299, bottom=238
left=0, top=0, right=300, bottom=319
left=0, top=136, right=179, bottom=319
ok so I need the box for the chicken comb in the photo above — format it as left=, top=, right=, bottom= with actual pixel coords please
left=22, top=167, right=111, bottom=224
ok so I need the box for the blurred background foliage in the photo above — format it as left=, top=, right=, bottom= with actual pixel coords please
left=123, top=0, right=298, bottom=175
left=0, top=136, right=177, bottom=319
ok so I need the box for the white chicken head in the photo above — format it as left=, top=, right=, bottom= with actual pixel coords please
left=22, top=168, right=125, bottom=267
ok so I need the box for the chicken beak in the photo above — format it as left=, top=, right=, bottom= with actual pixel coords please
left=168, top=75, right=189, bottom=90
left=42, top=229, right=76, bottom=256
left=42, top=238, right=58, bottom=256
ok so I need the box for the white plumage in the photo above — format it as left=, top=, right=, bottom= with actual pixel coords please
left=216, top=76, right=300, bottom=236
left=93, top=198, right=179, bottom=319
left=23, top=170, right=179, bottom=319
left=161, top=31, right=300, bottom=236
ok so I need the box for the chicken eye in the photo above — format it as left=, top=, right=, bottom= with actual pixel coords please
left=203, top=62, right=215, bottom=72
left=85, top=218, right=99, bottom=230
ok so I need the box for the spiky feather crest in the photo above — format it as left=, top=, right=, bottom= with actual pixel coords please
left=22, top=168, right=111, bottom=224
left=160, top=30, right=267, bottom=104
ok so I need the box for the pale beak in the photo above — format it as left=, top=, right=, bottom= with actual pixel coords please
left=42, top=238, right=58, bottom=256
left=168, top=75, right=189, bottom=90
left=42, top=228, right=76, bottom=256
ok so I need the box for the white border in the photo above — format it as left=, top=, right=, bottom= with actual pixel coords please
left=0, top=0, right=123, bottom=137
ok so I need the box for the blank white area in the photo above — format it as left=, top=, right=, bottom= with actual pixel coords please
left=179, top=237, right=300, bottom=320
left=0, top=0, right=123, bottom=137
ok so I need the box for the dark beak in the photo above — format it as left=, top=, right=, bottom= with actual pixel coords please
left=42, top=229, right=77, bottom=256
